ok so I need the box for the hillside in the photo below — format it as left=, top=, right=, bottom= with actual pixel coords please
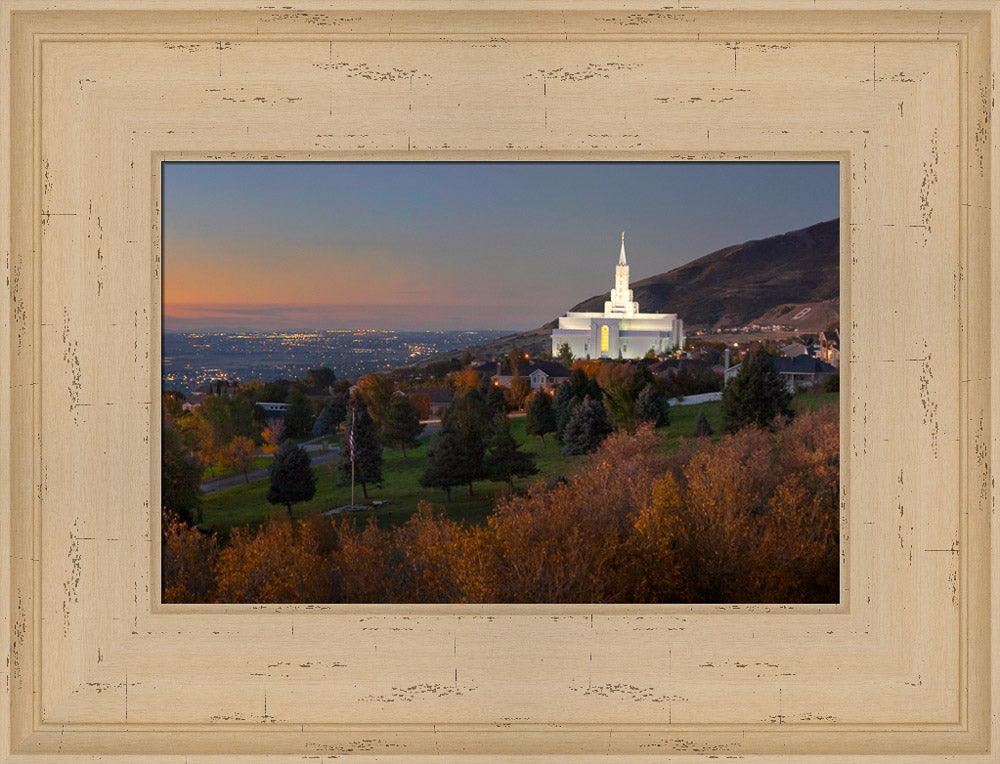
left=413, top=218, right=840, bottom=364
left=567, top=218, right=840, bottom=331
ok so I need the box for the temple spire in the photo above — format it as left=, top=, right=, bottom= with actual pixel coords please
left=619, top=231, right=627, bottom=265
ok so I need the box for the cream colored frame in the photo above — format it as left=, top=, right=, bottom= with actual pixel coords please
left=1, top=1, right=998, bottom=761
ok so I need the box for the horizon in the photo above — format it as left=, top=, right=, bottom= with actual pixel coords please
left=163, top=162, right=839, bottom=332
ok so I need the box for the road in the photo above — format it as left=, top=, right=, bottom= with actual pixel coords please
left=199, top=419, right=445, bottom=494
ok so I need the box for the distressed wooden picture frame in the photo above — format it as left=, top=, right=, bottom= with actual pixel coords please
left=1, top=1, right=997, bottom=760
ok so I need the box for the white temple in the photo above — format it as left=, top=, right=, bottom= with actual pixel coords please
left=551, top=233, right=684, bottom=359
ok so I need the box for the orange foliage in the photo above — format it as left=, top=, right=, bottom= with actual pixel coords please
left=261, top=419, right=285, bottom=454
left=213, top=516, right=330, bottom=603
left=450, top=367, right=482, bottom=393
left=161, top=513, right=218, bottom=603
left=407, top=393, right=433, bottom=420
left=164, top=407, right=839, bottom=605
left=570, top=358, right=604, bottom=378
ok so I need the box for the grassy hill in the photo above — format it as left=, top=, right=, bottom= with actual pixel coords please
left=198, top=393, right=836, bottom=539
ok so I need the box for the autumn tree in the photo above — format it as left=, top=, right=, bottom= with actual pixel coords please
left=261, top=418, right=286, bottom=454
left=176, top=408, right=220, bottom=473
left=213, top=516, right=329, bottom=603
left=219, top=435, right=256, bottom=483
left=356, top=373, right=395, bottom=425
left=483, top=414, right=538, bottom=489
left=177, top=394, right=259, bottom=473
left=560, top=395, right=613, bottom=455
left=339, top=401, right=383, bottom=499
left=161, top=513, right=218, bottom=603
left=721, top=350, right=795, bottom=432
left=450, top=367, right=481, bottom=393
left=383, top=395, right=424, bottom=457
left=266, top=440, right=316, bottom=515
left=525, top=390, right=557, bottom=442
left=504, top=376, right=531, bottom=411
left=406, top=392, right=433, bottom=420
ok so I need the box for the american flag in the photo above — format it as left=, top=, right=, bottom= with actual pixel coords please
left=349, top=412, right=355, bottom=462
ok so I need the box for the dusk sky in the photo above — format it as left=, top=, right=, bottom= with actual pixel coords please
left=162, top=162, right=839, bottom=331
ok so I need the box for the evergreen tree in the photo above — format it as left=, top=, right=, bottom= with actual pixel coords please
left=161, top=422, right=203, bottom=525
left=383, top=395, right=424, bottom=457
left=554, top=371, right=603, bottom=442
left=721, top=350, right=795, bottom=432
left=266, top=440, right=316, bottom=515
left=313, top=394, right=348, bottom=437
left=339, top=401, right=383, bottom=499
left=560, top=395, right=613, bottom=455
left=568, top=366, right=603, bottom=400
left=419, top=427, right=465, bottom=501
left=634, top=383, right=671, bottom=428
left=484, top=415, right=538, bottom=489
left=693, top=410, right=714, bottom=437
left=525, top=390, right=557, bottom=442
left=435, top=388, right=490, bottom=496
left=484, top=384, right=508, bottom=419
left=552, top=380, right=575, bottom=431
left=557, top=342, right=574, bottom=366
left=283, top=385, right=315, bottom=439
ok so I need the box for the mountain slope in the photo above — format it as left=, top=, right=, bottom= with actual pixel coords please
left=410, top=218, right=840, bottom=365
left=567, top=218, right=840, bottom=331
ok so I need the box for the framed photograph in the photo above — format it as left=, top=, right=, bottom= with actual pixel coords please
left=160, top=160, right=842, bottom=608
left=2, top=2, right=997, bottom=760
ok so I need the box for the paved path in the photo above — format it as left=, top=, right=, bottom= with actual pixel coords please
left=200, top=448, right=340, bottom=493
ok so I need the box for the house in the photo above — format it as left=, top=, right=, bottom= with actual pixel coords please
left=818, top=329, right=840, bottom=368
left=724, top=355, right=837, bottom=393
left=491, top=360, right=571, bottom=392
left=402, top=387, right=453, bottom=419
left=779, top=342, right=811, bottom=359
left=257, top=401, right=290, bottom=415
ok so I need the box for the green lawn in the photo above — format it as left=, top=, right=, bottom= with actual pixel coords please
left=198, top=392, right=838, bottom=539
left=199, top=417, right=579, bottom=537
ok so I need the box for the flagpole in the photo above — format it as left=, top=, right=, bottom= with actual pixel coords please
left=350, top=407, right=356, bottom=508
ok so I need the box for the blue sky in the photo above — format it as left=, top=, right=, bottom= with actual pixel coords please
left=162, top=161, right=839, bottom=331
